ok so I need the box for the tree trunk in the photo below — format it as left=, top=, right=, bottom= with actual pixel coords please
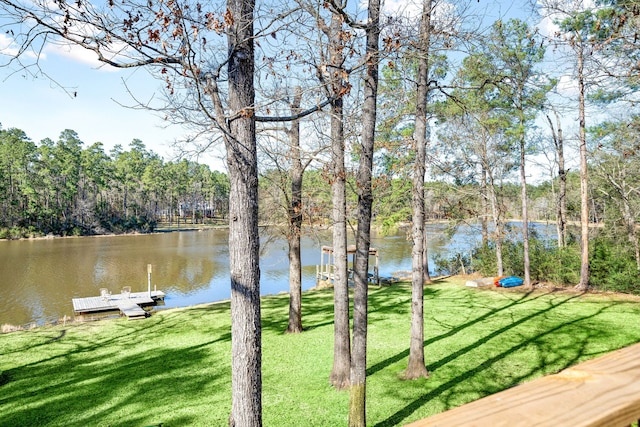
left=615, top=164, right=640, bottom=271
left=328, top=11, right=351, bottom=390
left=487, top=168, right=504, bottom=277
left=557, top=112, right=568, bottom=249
left=547, top=110, right=567, bottom=248
left=481, top=164, right=489, bottom=247
left=404, top=0, right=431, bottom=381
left=123, top=186, right=128, bottom=218
left=226, top=0, right=262, bottom=424
left=349, top=0, right=380, bottom=424
left=621, top=195, right=640, bottom=270
left=520, top=123, right=531, bottom=288
left=576, top=45, right=590, bottom=291
left=423, top=228, right=432, bottom=283
left=192, top=194, right=196, bottom=224
left=286, top=87, right=303, bottom=334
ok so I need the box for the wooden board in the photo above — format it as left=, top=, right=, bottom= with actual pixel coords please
left=405, top=342, right=640, bottom=427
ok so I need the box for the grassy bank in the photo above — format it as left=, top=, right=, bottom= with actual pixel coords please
left=2, top=279, right=640, bottom=426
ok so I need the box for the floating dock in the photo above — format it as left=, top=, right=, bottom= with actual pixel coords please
left=72, top=290, right=165, bottom=320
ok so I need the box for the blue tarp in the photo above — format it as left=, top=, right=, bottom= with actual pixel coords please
left=498, top=276, right=524, bottom=288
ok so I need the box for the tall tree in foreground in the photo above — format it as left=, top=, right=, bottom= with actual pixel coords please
left=325, top=7, right=351, bottom=390
left=224, top=0, right=261, bottom=423
left=348, top=0, right=380, bottom=423
left=405, top=0, right=432, bottom=380
left=0, top=0, right=262, bottom=423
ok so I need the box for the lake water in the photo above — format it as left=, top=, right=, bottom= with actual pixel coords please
left=0, top=222, right=553, bottom=327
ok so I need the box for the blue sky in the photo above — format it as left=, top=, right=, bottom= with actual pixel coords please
left=0, top=37, right=226, bottom=170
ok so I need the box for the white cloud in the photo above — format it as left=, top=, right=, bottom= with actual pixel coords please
left=0, top=24, right=120, bottom=72
left=536, top=0, right=597, bottom=37
left=0, top=33, right=39, bottom=59
left=381, top=0, right=456, bottom=25
left=18, top=5, right=124, bottom=72
left=382, top=0, right=422, bottom=19
left=0, top=33, right=13, bottom=51
left=538, top=13, right=559, bottom=37
left=44, top=41, right=115, bottom=70
left=377, top=0, right=461, bottom=46
left=557, top=73, right=578, bottom=96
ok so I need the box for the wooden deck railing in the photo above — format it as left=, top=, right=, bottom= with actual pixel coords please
left=405, top=341, right=640, bottom=427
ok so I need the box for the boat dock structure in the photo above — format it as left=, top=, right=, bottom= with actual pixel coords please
left=316, top=245, right=380, bottom=286
left=72, top=288, right=165, bottom=320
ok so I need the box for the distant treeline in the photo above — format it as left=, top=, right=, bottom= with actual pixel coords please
left=0, top=125, right=609, bottom=242
left=0, top=127, right=229, bottom=238
left=258, top=168, right=584, bottom=233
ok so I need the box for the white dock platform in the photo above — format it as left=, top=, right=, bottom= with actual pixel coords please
left=72, top=290, right=165, bottom=320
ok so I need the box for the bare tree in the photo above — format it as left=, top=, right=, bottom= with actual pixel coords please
left=293, top=0, right=372, bottom=390
left=224, top=0, right=262, bottom=422
left=545, top=108, right=568, bottom=248
left=326, top=9, right=351, bottom=389
left=286, top=87, right=305, bottom=334
left=256, top=94, right=334, bottom=336
left=575, top=36, right=590, bottom=291
left=348, top=0, right=380, bottom=423
left=405, top=0, right=432, bottom=381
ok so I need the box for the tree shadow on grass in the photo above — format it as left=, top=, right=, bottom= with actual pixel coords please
left=373, top=305, right=611, bottom=426
left=366, top=287, right=539, bottom=377
left=1, top=306, right=232, bottom=375
left=0, top=310, right=233, bottom=427
left=261, top=288, right=337, bottom=333
left=371, top=293, right=636, bottom=426
left=259, top=282, right=427, bottom=334
left=368, top=284, right=432, bottom=319
left=427, top=292, right=583, bottom=372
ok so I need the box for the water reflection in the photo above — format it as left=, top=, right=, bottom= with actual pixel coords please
left=0, top=222, right=555, bottom=327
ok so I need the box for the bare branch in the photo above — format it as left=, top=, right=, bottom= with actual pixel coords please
left=254, top=95, right=336, bottom=122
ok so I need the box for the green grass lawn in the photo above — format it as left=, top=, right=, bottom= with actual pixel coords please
left=3, top=278, right=640, bottom=426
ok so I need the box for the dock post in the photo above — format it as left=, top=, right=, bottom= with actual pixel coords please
left=147, top=264, right=152, bottom=297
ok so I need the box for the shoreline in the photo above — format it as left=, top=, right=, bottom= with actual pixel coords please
left=0, top=222, right=229, bottom=242
left=0, top=218, right=601, bottom=243
left=5, top=275, right=640, bottom=334
left=0, top=295, right=235, bottom=334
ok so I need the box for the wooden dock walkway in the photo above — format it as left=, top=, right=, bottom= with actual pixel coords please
left=72, top=290, right=165, bottom=320
left=405, top=341, right=640, bottom=427
left=115, top=299, right=148, bottom=320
